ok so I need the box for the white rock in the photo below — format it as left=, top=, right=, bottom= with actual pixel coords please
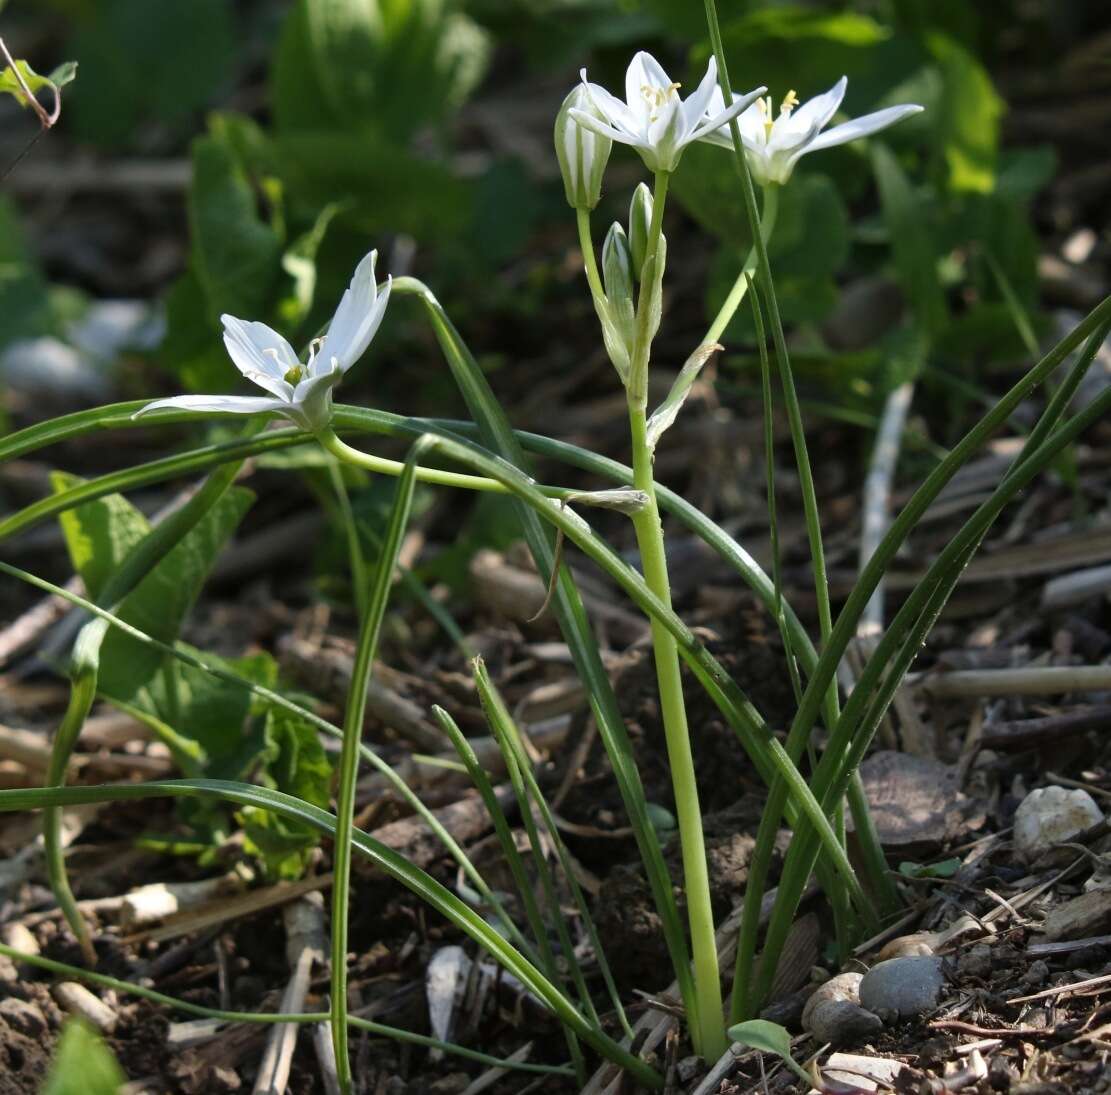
left=1013, top=786, right=1104, bottom=864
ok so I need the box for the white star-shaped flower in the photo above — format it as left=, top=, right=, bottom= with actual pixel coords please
left=700, top=76, right=923, bottom=185
left=571, top=51, right=766, bottom=173
left=136, top=250, right=390, bottom=431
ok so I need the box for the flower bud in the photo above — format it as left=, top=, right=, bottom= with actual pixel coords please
left=602, top=222, right=634, bottom=309
left=554, top=86, right=611, bottom=211
left=628, top=182, right=653, bottom=281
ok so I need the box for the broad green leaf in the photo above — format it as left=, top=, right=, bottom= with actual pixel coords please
left=926, top=32, right=1002, bottom=193
left=727, top=1020, right=809, bottom=1082
left=67, top=0, right=234, bottom=147
left=50, top=471, right=148, bottom=600
left=188, top=131, right=284, bottom=323
left=42, top=1019, right=125, bottom=1095
left=288, top=0, right=489, bottom=141
left=274, top=131, right=472, bottom=240
left=51, top=476, right=254, bottom=702
left=240, top=706, right=333, bottom=880
left=873, top=142, right=947, bottom=337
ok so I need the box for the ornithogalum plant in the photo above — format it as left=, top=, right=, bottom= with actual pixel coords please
left=2, top=2, right=1110, bottom=1090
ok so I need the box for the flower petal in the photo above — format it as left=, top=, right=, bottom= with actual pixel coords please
left=804, top=103, right=923, bottom=154
left=680, top=56, right=719, bottom=136
left=316, top=251, right=388, bottom=375
left=569, top=107, right=637, bottom=147
left=690, top=84, right=766, bottom=143
left=579, top=75, right=640, bottom=136
left=789, top=76, right=847, bottom=135
left=221, top=317, right=298, bottom=400
left=133, top=394, right=289, bottom=418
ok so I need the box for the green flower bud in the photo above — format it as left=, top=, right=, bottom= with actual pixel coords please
left=554, top=86, right=611, bottom=211
left=628, top=182, right=653, bottom=280
left=602, top=222, right=634, bottom=309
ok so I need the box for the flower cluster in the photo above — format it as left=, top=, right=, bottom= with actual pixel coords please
left=138, top=51, right=920, bottom=432
left=561, top=51, right=922, bottom=197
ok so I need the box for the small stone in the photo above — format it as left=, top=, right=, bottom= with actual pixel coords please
left=878, top=933, right=936, bottom=960
left=958, top=943, right=993, bottom=979
left=676, top=1056, right=702, bottom=1083
left=52, top=981, right=117, bottom=1033
left=1022, top=960, right=1050, bottom=988
left=802, top=972, right=883, bottom=1045
left=0, top=998, right=46, bottom=1038
left=859, top=956, right=947, bottom=1021
left=1013, top=786, right=1104, bottom=864
left=805, top=999, right=885, bottom=1044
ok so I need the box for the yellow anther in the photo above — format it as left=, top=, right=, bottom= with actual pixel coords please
left=640, top=81, right=682, bottom=120
left=781, top=89, right=799, bottom=115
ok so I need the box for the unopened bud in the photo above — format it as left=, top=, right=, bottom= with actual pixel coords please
left=554, top=86, right=611, bottom=211
left=628, top=182, right=653, bottom=280
left=602, top=222, right=634, bottom=309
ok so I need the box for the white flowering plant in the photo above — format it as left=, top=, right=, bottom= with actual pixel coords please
left=0, top=3, right=1109, bottom=1091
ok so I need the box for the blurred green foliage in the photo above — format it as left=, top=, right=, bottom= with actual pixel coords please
left=42, top=1019, right=126, bottom=1095
left=51, top=474, right=332, bottom=878
left=0, top=2, right=1071, bottom=424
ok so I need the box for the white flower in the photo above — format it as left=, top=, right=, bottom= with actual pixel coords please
left=700, top=76, right=923, bottom=186
left=571, top=51, right=765, bottom=174
left=136, top=251, right=390, bottom=431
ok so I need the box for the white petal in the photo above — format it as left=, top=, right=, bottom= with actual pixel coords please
left=221, top=316, right=298, bottom=377
left=316, top=250, right=387, bottom=375
left=569, top=108, right=637, bottom=147
left=580, top=78, right=640, bottom=136
left=631, top=51, right=672, bottom=98
left=789, top=76, right=847, bottom=134
left=690, top=84, right=766, bottom=143
left=804, top=103, right=923, bottom=154
left=133, top=394, right=289, bottom=418
left=647, top=96, right=684, bottom=161
left=334, top=275, right=390, bottom=374
left=680, top=56, right=719, bottom=135
left=221, top=318, right=298, bottom=400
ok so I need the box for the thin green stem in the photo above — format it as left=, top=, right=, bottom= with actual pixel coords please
left=624, top=166, right=723, bottom=1059
left=703, top=186, right=778, bottom=346
left=324, top=435, right=424, bottom=1094
left=629, top=410, right=724, bottom=1060
left=576, top=207, right=605, bottom=302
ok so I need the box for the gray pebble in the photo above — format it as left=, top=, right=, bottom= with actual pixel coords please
left=859, top=956, right=947, bottom=1021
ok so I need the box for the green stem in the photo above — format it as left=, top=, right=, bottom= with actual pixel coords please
left=576, top=207, right=605, bottom=302
left=321, top=433, right=424, bottom=1094
left=625, top=167, right=724, bottom=1059
left=629, top=407, right=725, bottom=1061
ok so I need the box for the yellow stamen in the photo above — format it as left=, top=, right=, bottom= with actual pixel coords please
left=781, top=89, right=799, bottom=115
left=640, top=81, right=682, bottom=122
